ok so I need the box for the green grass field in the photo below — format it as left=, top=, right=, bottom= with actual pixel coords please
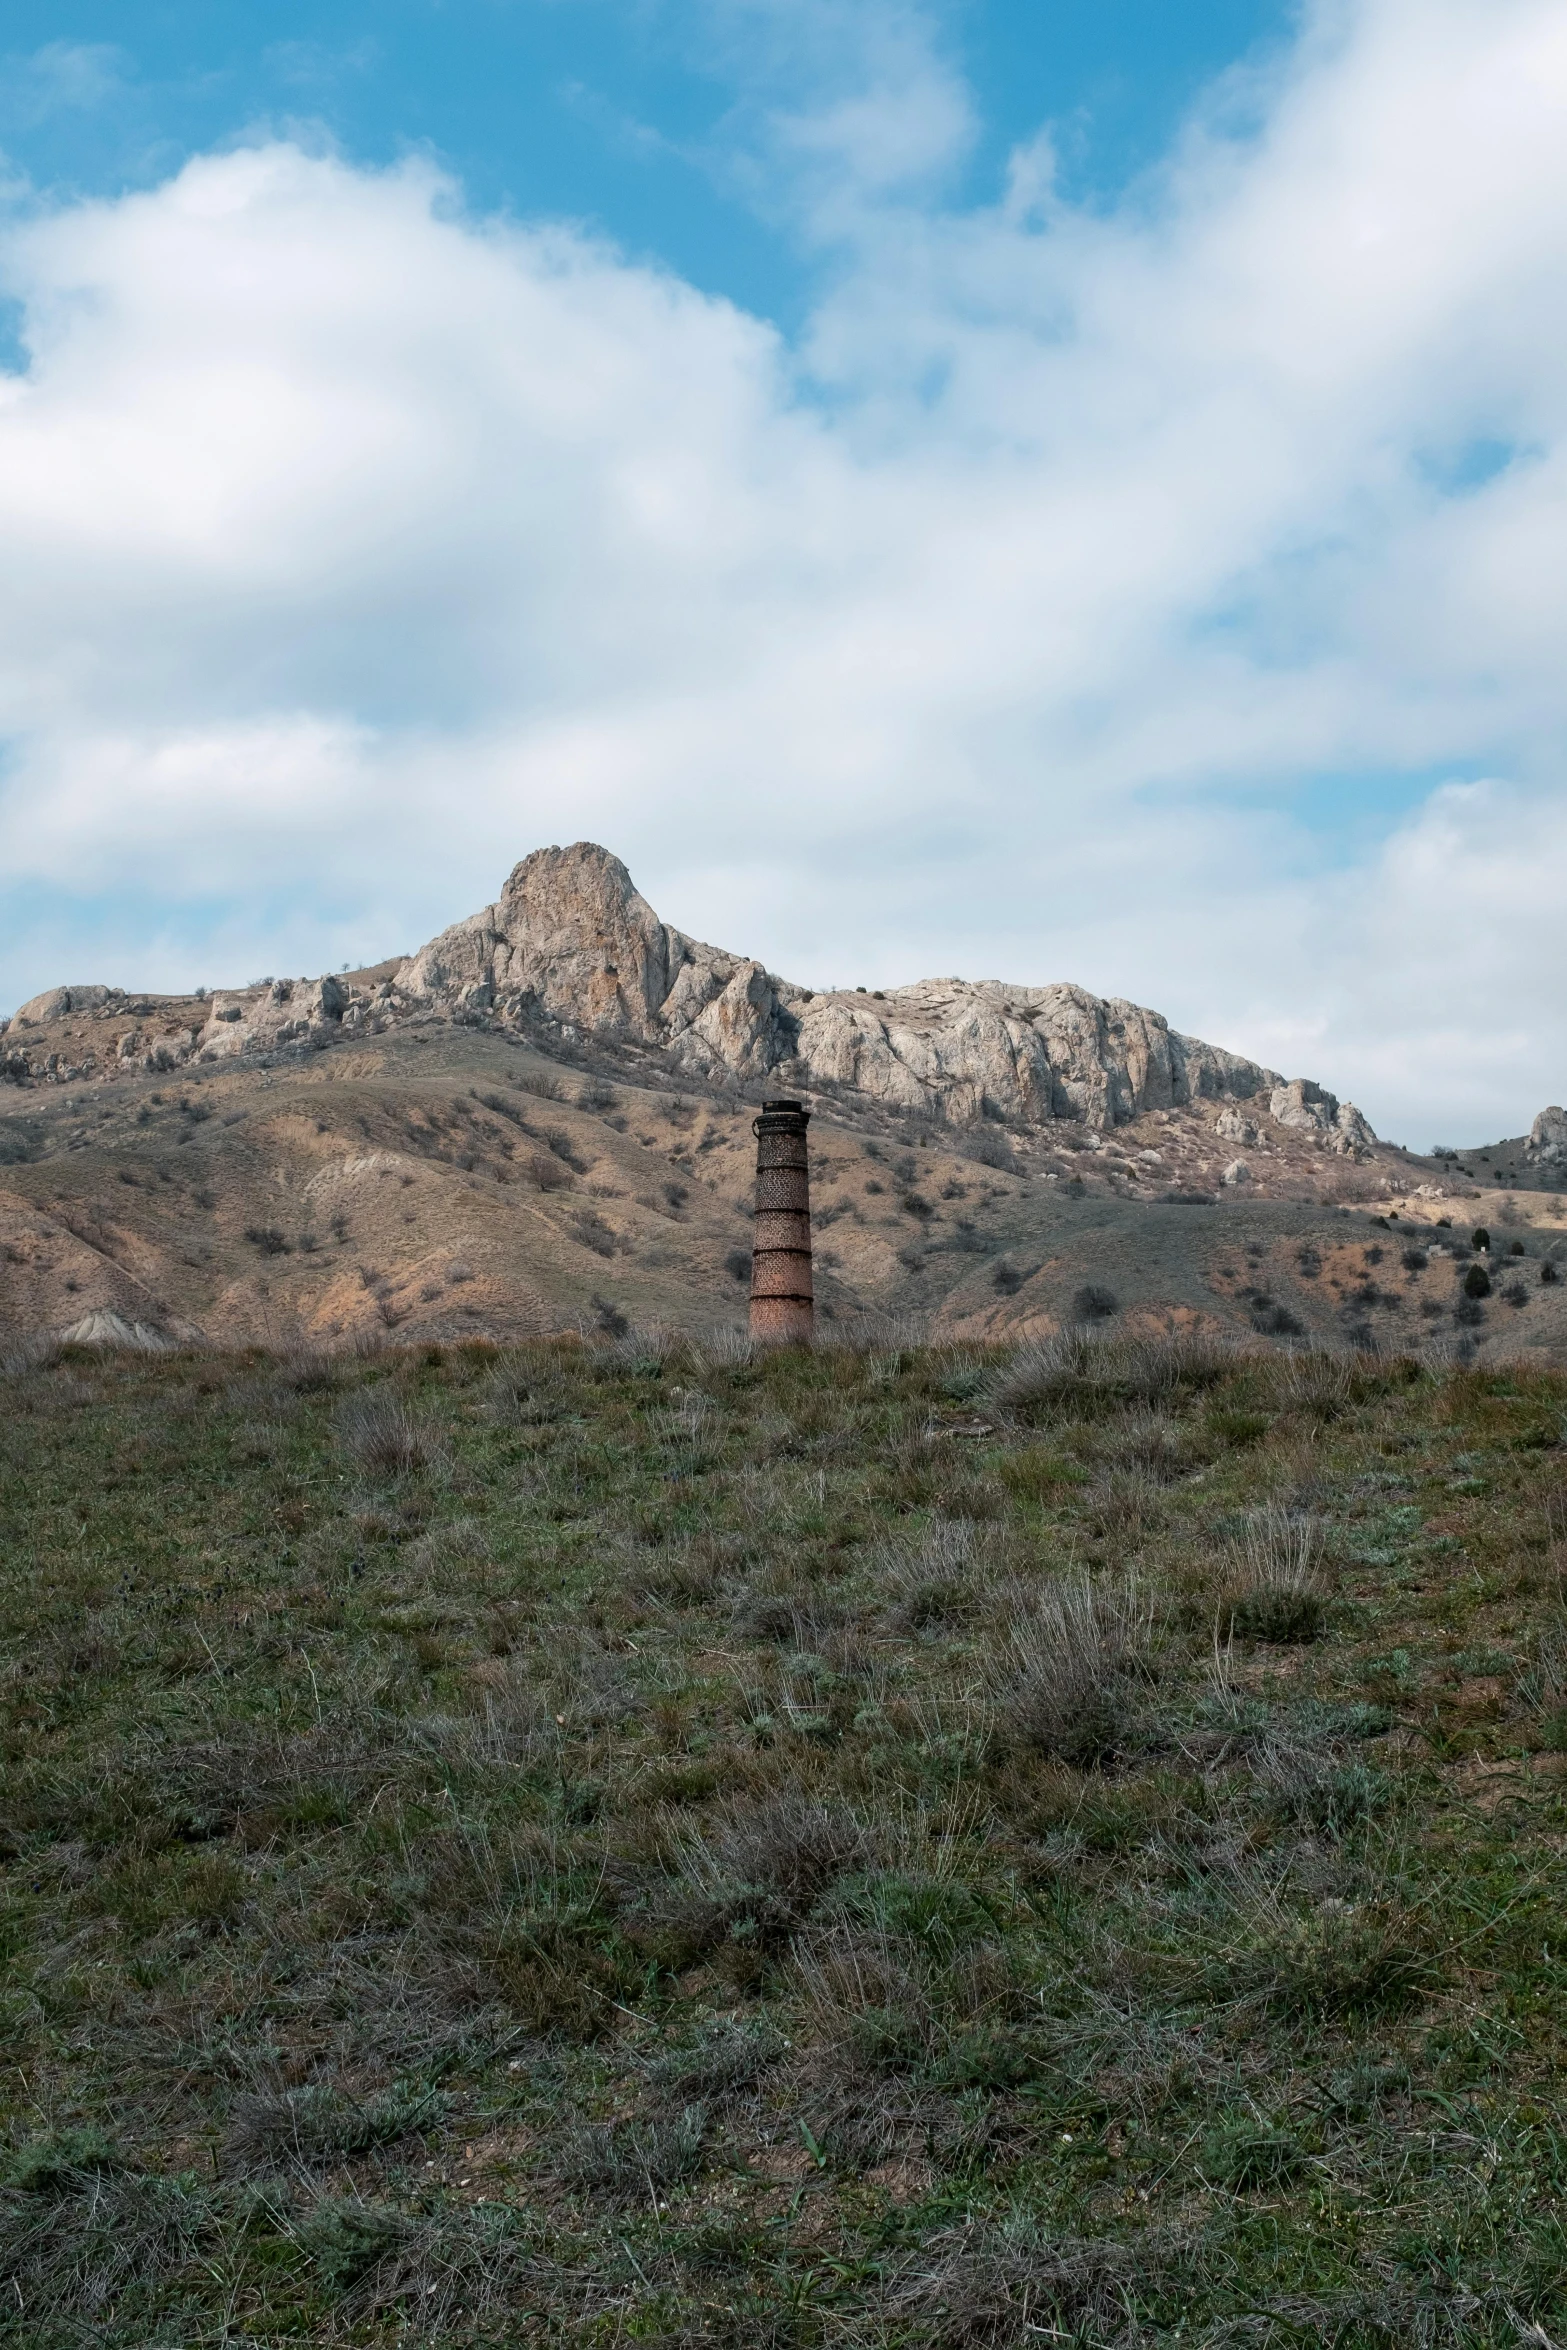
left=2, top=1329, right=1566, bottom=2346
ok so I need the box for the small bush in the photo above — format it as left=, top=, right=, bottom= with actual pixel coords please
left=967, top=1127, right=1018, bottom=1172
left=243, top=1224, right=291, bottom=1256
left=724, top=1247, right=751, bottom=1284
left=567, top=1208, right=618, bottom=1258
left=1071, top=1283, right=1119, bottom=1323
left=1462, top=1263, right=1492, bottom=1299
left=992, top=1261, right=1026, bottom=1296
left=525, top=1149, right=573, bottom=1190
left=991, top=1329, right=1235, bottom=1423
left=3, top=2126, right=122, bottom=2193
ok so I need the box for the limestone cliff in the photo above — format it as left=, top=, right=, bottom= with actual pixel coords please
left=395, top=842, right=1375, bottom=1146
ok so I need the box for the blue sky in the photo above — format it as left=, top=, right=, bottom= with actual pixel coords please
left=2, top=3, right=1294, bottom=322
left=1, top=0, right=1565, bottom=1144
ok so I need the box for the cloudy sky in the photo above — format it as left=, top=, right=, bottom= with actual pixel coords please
left=1, top=0, right=1563, bottom=1146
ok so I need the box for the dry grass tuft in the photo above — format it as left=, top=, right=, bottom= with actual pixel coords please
left=335, top=1386, right=442, bottom=1477
left=1221, top=1507, right=1329, bottom=1642
left=997, top=1571, right=1154, bottom=1764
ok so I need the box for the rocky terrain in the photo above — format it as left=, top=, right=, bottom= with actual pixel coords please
left=3, top=843, right=1564, bottom=1357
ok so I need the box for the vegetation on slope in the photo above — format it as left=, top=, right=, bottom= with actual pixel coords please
left=2, top=1329, right=1566, bottom=2345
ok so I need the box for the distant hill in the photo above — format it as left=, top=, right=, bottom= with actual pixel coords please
left=3, top=843, right=1564, bottom=1358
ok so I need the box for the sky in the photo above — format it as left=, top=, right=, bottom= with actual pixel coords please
left=0, top=0, right=1564, bottom=1148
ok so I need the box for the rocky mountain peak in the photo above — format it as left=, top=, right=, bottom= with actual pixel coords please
left=0, top=838, right=1377, bottom=1155
left=391, top=841, right=1375, bottom=1148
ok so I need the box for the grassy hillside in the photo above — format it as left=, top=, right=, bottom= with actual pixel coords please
left=2, top=1330, right=1566, bottom=2345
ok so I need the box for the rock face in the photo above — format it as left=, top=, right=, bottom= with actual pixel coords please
left=0, top=840, right=1379, bottom=1147
left=396, top=842, right=1376, bottom=1144
left=198, top=975, right=349, bottom=1060
left=1267, top=1078, right=1378, bottom=1157
left=1528, top=1107, right=1567, bottom=1167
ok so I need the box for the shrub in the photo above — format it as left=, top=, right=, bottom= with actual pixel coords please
left=1462, top=1263, right=1491, bottom=1299
left=1071, top=1283, right=1119, bottom=1323
left=566, top=1206, right=619, bottom=1258
left=967, top=1127, right=1017, bottom=1173
left=1544, top=1262, right=1561, bottom=1286
left=558, top=2103, right=708, bottom=2198
left=243, top=1224, right=291, bottom=1256
left=992, top=1261, right=1026, bottom=1296
left=525, top=1150, right=573, bottom=1191
left=724, top=1247, right=752, bottom=1284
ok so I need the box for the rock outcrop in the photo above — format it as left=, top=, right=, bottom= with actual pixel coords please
left=1527, top=1106, right=1567, bottom=1168
left=395, top=841, right=1375, bottom=1143
left=0, top=840, right=1380, bottom=1147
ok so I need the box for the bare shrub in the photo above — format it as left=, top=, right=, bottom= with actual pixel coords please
left=696, top=1324, right=754, bottom=1368
left=638, top=1796, right=875, bottom=1978
left=997, top=1571, right=1153, bottom=1764
left=0, top=2166, right=219, bottom=2330
left=1220, top=1508, right=1329, bottom=1643
left=243, top=1223, right=291, bottom=1256
left=525, top=1150, right=573, bottom=1192
left=793, top=1924, right=934, bottom=2077
left=0, top=1333, right=63, bottom=1378
left=335, top=1387, right=441, bottom=1477
left=965, top=1126, right=1018, bottom=1173
left=514, top=1068, right=564, bottom=1100
left=1265, top=1348, right=1357, bottom=1419
left=567, top=1208, right=619, bottom=1259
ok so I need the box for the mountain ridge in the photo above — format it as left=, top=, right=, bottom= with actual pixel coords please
left=5, top=840, right=1377, bottom=1157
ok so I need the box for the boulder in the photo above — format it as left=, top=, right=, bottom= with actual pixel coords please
left=13, top=984, right=112, bottom=1024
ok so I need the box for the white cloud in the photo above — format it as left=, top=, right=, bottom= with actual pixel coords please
left=1, top=0, right=1565, bottom=1143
